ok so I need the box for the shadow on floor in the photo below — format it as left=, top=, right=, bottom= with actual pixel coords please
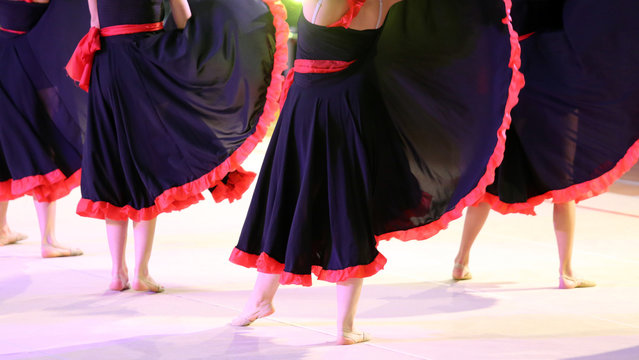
left=0, top=326, right=310, bottom=360
left=563, top=344, right=639, bottom=360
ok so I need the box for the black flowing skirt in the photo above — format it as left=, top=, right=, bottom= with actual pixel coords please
left=0, top=0, right=88, bottom=202
left=484, top=0, right=639, bottom=215
left=78, top=0, right=288, bottom=221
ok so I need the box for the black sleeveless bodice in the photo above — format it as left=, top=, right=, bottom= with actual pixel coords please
left=0, top=0, right=48, bottom=33
left=296, top=14, right=379, bottom=62
left=97, top=0, right=163, bottom=27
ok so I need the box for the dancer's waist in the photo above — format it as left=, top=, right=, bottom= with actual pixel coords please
left=99, top=22, right=164, bottom=37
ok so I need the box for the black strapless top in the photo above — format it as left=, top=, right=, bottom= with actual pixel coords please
left=0, top=0, right=48, bottom=32
left=295, top=14, right=380, bottom=62
left=97, top=0, right=163, bottom=27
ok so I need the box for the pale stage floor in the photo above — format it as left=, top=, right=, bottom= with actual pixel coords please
left=1, top=141, right=638, bottom=360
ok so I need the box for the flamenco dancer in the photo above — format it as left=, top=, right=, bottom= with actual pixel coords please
left=230, top=0, right=523, bottom=344
left=66, top=0, right=287, bottom=292
left=452, top=0, right=639, bottom=289
left=0, top=0, right=87, bottom=257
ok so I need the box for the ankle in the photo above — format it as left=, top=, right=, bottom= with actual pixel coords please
left=339, top=321, right=355, bottom=334
left=454, top=256, right=468, bottom=266
left=251, top=299, right=273, bottom=311
left=112, top=269, right=128, bottom=278
left=340, top=327, right=353, bottom=334
left=41, top=235, right=58, bottom=246
left=134, top=268, right=149, bottom=279
left=559, top=268, right=574, bottom=278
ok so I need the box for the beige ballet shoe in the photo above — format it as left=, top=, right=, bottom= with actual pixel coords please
left=559, top=275, right=596, bottom=289
left=452, top=263, right=472, bottom=281
left=0, top=232, right=28, bottom=246
left=337, top=330, right=371, bottom=345
left=41, top=244, right=83, bottom=258
left=230, top=304, right=275, bottom=326
left=132, top=277, right=164, bottom=293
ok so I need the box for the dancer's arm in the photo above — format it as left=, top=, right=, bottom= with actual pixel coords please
left=88, top=0, right=99, bottom=28
left=169, top=0, right=191, bottom=29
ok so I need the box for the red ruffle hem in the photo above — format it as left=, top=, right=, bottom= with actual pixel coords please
left=75, top=0, right=290, bottom=222
left=375, top=0, right=524, bottom=243
left=0, top=27, right=27, bottom=35
left=229, top=247, right=388, bottom=286
left=479, top=139, right=639, bottom=216
left=0, top=169, right=81, bottom=203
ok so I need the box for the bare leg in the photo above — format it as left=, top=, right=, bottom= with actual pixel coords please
left=231, top=272, right=279, bottom=326
left=35, top=200, right=83, bottom=257
left=130, top=218, right=163, bottom=293
left=452, top=202, right=491, bottom=280
left=106, top=219, right=130, bottom=291
left=0, top=201, right=9, bottom=233
left=554, top=201, right=595, bottom=289
left=0, top=201, right=28, bottom=245
left=336, top=277, right=367, bottom=345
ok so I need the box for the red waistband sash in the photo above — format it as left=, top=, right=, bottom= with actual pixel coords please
left=0, top=26, right=27, bottom=34
left=279, top=59, right=356, bottom=109
left=66, top=22, right=163, bottom=92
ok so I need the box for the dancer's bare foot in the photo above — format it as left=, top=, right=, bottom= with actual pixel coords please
left=231, top=302, right=275, bottom=326
left=337, top=329, right=371, bottom=345
left=452, top=263, right=472, bottom=281
left=41, top=243, right=83, bottom=258
left=132, top=276, right=164, bottom=293
left=0, top=232, right=28, bottom=246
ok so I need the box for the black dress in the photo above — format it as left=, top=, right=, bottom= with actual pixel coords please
left=231, top=0, right=523, bottom=286
left=73, top=0, right=288, bottom=221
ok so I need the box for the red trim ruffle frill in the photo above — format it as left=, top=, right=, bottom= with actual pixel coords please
left=0, top=27, right=27, bottom=35
left=479, top=139, right=639, bottom=216
left=76, top=0, right=290, bottom=222
left=375, top=0, right=525, bottom=243
left=210, top=167, right=257, bottom=203
left=0, top=169, right=81, bottom=203
left=229, top=247, right=387, bottom=286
